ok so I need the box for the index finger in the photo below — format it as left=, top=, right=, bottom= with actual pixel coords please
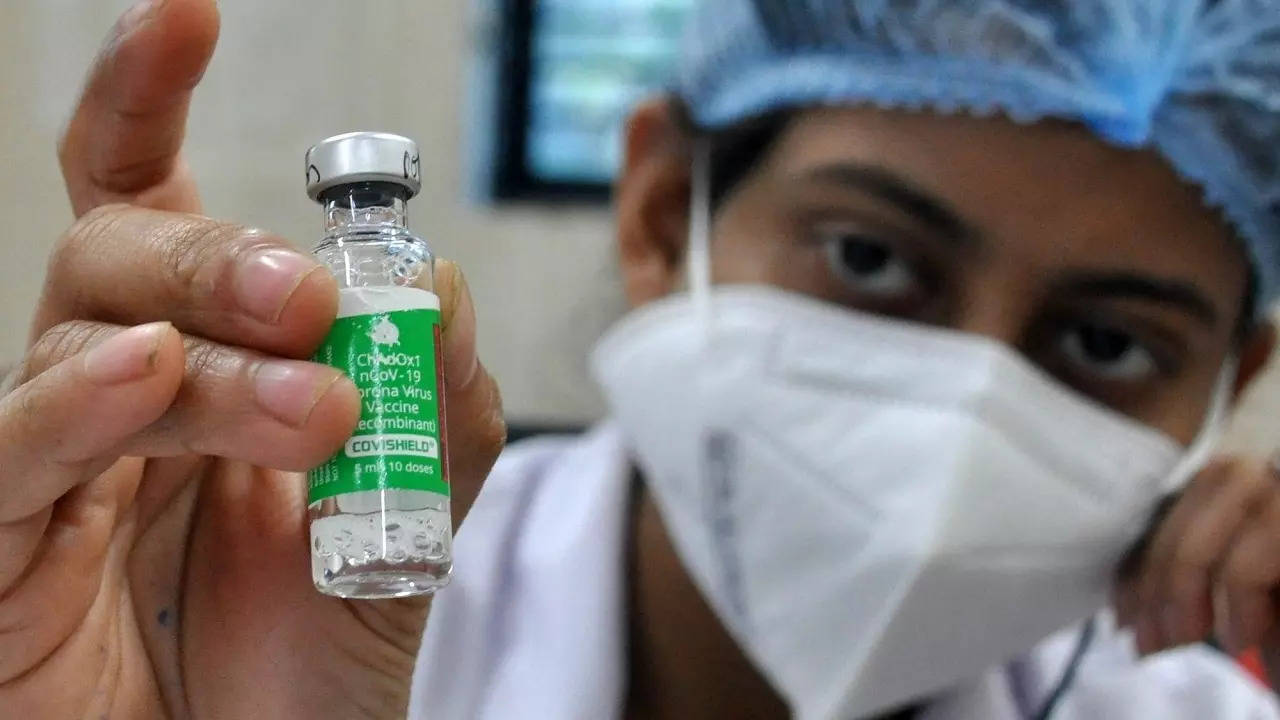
left=1139, top=459, right=1273, bottom=647
left=59, top=0, right=220, bottom=217
left=32, top=205, right=336, bottom=359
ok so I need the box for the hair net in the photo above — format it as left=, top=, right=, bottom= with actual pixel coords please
left=676, top=0, right=1280, bottom=313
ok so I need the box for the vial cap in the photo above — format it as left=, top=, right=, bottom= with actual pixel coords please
left=305, top=131, right=422, bottom=201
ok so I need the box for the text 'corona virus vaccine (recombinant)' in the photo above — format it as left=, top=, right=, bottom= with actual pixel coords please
left=304, top=132, right=452, bottom=599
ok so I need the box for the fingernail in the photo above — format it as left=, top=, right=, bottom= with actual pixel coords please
left=253, top=361, right=341, bottom=428
left=84, top=322, right=171, bottom=385
left=116, top=0, right=164, bottom=38
left=234, top=248, right=321, bottom=324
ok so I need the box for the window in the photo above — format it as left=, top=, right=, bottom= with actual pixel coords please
left=490, top=0, right=690, bottom=200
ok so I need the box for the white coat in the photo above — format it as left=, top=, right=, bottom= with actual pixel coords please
left=411, top=424, right=1280, bottom=719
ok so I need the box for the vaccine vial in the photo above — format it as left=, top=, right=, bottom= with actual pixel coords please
left=304, top=132, right=452, bottom=599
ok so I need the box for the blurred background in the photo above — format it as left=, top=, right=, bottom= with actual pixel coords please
left=0, top=0, right=693, bottom=427
left=0, top=0, right=1276, bottom=449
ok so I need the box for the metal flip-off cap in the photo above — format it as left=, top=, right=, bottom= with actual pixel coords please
left=305, top=131, right=422, bottom=201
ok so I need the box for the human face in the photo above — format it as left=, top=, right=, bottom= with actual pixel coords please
left=617, top=104, right=1255, bottom=443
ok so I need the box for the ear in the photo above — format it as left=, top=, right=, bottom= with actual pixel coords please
left=615, top=97, right=692, bottom=308
left=1234, top=318, right=1277, bottom=399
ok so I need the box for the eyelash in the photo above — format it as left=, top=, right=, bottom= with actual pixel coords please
left=801, top=217, right=1186, bottom=399
left=811, top=223, right=935, bottom=308
left=1037, top=317, right=1182, bottom=396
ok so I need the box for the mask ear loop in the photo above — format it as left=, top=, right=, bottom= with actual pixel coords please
left=1041, top=358, right=1237, bottom=717
left=686, top=137, right=755, bottom=626
left=687, top=138, right=713, bottom=350
left=1160, top=355, right=1239, bottom=494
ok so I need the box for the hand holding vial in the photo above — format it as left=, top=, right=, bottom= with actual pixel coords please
left=0, top=1, right=506, bottom=717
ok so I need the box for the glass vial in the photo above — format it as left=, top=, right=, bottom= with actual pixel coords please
left=304, top=132, right=452, bottom=599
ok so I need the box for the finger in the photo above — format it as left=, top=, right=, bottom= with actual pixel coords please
left=1265, top=618, right=1280, bottom=687
left=425, top=260, right=507, bottom=526
left=445, top=363, right=505, bottom=528
left=0, top=323, right=184, bottom=524
left=1220, top=491, right=1280, bottom=653
left=18, top=321, right=361, bottom=475
left=59, top=0, right=220, bottom=216
left=1136, top=460, right=1272, bottom=651
left=1131, top=462, right=1228, bottom=651
left=33, top=205, right=337, bottom=359
left=1166, top=460, right=1277, bottom=647
left=433, top=260, right=481, bottom=390
left=0, top=508, right=52, bottom=601
left=1115, top=494, right=1178, bottom=630
left=1113, top=578, right=1141, bottom=631
left=0, top=461, right=136, bottom=686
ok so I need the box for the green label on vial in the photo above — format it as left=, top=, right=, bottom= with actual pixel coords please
left=308, top=308, right=448, bottom=502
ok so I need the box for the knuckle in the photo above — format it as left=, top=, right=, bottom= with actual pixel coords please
left=449, top=366, right=507, bottom=465
left=67, top=202, right=132, bottom=242
left=46, top=205, right=135, bottom=316
left=53, top=204, right=131, bottom=277
left=478, top=375, right=508, bottom=460
left=1198, top=455, right=1273, bottom=508
left=13, top=375, right=57, bottom=441
left=1172, top=543, right=1208, bottom=576
left=181, top=336, right=234, bottom=380
left=43, top=320, right=103, bottom=357
left=16, top=377, right=41, bottom=418
left=151, top=218, right=241, bottom=294
left=1170, top=538, right=1217, bottom=576
left=1223, top=542, right=1272, bottom=590
left=1230, top=460, right=1275, bottom=506
left=1203, top=455, right=1244, bottom=477
left=155, top=221, right=286, bottom=304
left=480, top=413, right=509, bottom=462
left=1221, top=454, right=1265, bottom=478
left=1191, top=456, right=1248, bottom=493
left=1164, top=570, right=1203, bottom=601
left=1223, top=556, right=1260, bottom=590
left=22, top=322, right=109, bottom=382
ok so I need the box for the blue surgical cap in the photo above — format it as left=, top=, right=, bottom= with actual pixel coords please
left=676, top=0, right=1280, bottom=313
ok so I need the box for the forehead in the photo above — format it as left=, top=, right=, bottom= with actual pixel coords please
left=757, top=107, right=1250, bottom=316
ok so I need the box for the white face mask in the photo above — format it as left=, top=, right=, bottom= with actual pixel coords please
left=590, top=145, right=1234, bottom=720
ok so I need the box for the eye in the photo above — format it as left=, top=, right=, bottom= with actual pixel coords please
left=1057, top=323, right=1159, bottom=382
left=820, top=228, right=921, bottom=299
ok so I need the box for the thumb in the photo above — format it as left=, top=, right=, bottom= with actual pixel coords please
left=427, top=260, right=507, bottom=528
left=59, top=0, right=220, bottom=216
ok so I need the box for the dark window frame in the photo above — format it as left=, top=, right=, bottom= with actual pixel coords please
left=491, top=0, right=614, bottom=202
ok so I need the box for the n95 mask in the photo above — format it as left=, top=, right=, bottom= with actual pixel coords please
left=591, top=285, right=1231, bottom=720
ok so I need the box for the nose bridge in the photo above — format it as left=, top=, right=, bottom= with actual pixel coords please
left=952, top=262, right=1042, bottom=348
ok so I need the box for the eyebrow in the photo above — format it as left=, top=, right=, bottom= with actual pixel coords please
left=801, top=163, right=976, bottom=243
left=1053, top=272, right=1221, bottom=327
left=799, top=164, right=1224, bottom=327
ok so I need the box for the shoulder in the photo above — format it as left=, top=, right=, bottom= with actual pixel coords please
left=410, top=424, right=633, bottom=720
left=464, top=424, right=628, bottom=529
